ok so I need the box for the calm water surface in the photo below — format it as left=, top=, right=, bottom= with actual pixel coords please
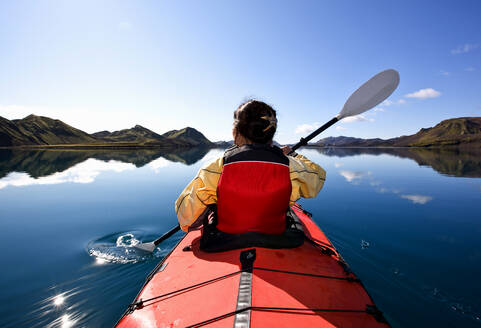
left=0, top=147, right=480, bottom=327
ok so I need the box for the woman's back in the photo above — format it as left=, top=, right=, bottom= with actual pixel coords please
left=217, top=144, right=291, bottom=234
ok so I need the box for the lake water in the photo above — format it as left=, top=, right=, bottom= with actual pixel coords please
left=0, top=147, right=480, bottom=327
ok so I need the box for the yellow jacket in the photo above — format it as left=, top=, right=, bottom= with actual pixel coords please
left=175, top=153, right=326, bottom=232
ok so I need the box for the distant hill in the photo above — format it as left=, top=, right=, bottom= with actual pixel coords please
left=162, top=127, right=212, bottom=146
left=0, top=114, right=97, bottom=147
left=0, top=115, right=216, bottom=148
left=91, top=125, right=185, bottom=146
left=314, top=117, right=481, bottom=148
left=392, top=117, right=481, bottom=147
left=314, top=136, right=385, bottom=147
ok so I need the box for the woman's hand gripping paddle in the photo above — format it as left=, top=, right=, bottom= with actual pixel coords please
left=135, top=69, right=400, bottom=252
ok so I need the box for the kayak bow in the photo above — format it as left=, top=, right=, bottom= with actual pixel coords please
left=117, top=203, right=389, bottom=327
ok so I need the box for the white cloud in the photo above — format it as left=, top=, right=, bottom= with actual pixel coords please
left=334, top=162, right=344, bottom=168
left=381, top=99, right=405, bottom=106
left=374, top=107, right=385, bottom=112
left=339, top=170, right=370, bottom=183
left=295, top=123, right=319, bottom=134
left=0, top=159, right=134, bottom=189
left=465, top=67, right=476, bottom=72
left=341, top=115, right=374, bottom=123
left=118, top=21, right=133, bottom=31
left=451, top=43, right=479, bottom=55
left=336, top=126, right=347, bottom=131
left=440, top=70, right=450, bottom=76
left=405, top=88, right=441, bottom=99
left=400, top=194, right=433, bottom=204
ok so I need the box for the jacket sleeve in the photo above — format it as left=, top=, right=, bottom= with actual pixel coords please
left=288, top=154, right=326, bottom=204
left=175, top=156, right=223, bottom=232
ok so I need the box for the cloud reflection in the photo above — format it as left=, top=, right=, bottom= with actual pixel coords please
left=147, top=157, right=170, bottom=173
left=0, top=159, right=135, bottom=189
left=400, top=194, right=433, bottom=204
left=338, top=168, right=433, bottom=204
left=339, top=170, right=370, bottom=184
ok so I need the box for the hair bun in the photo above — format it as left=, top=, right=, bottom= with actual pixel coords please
left=234, top=100, right=277, bottom=144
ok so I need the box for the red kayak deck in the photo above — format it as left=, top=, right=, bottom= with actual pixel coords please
left=117, top=204, right=389, bottom=327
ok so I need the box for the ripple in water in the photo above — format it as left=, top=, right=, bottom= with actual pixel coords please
left=87, top=232, right=166, bottom=264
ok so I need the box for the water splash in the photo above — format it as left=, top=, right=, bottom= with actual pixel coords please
left=87, top=232, right=164, bottom=264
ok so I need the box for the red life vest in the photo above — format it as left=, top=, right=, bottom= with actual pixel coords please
left=216, top=144, right=292, bottom=234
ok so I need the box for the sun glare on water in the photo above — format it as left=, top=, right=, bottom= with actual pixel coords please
left=61, top=314, right=76, bottom=328
left=53, top=294, right=65, bottom=306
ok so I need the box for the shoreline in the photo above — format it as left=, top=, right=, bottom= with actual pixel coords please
left=0, top=143, right=219, bottom=150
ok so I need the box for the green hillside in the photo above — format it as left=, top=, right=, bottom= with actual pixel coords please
left=162, top=127, right=212, bottom=146
left=314, top=117, right=481, bottom=148
left=1, top=115, right=97, bottom=146
left=395, top=117, right=481, bottom=147
left=0, top=115, right=214, bottom=148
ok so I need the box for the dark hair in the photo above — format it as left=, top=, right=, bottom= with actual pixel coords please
left=234, top=100, right=277, bottom=144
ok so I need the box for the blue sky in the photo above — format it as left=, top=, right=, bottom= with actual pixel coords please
left=0, top=0, right=480, bottom=143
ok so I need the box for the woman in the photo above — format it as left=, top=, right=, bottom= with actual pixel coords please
left=175, top=100, right=326, bottom=250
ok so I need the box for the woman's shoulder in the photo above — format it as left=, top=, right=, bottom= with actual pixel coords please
left=224, top=144, right=288, bottom=165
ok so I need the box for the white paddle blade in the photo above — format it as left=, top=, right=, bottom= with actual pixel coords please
left=134, top=242, right=156, bottom=253
left=339, top=69, right=400, bottom=119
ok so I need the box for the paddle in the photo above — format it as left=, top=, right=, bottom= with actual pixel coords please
left=134, top=225, right=181, bottom=252
left=134, top=69, right=400, bottom=253
left=289, top=69, right=400, bottom=153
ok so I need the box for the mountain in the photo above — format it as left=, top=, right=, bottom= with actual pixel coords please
left=0, top=115, right=215, bottom=148
left=315, top=136, right=387, bottom=147
left=392, top=117, right=481, bottom=147
left=162, top=127, right=212, bottom=146
left=314, top=117, right=481, bottom=148
left=90, top=130, right=111, bottom=138
left=91, top=125, right=177, bottom=145
left=1, top=115, right=97, bottom=147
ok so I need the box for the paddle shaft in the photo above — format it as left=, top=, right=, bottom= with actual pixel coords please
left=153, top=225, right=181, bottom=246
left=289, top=117, right=339, bottom=154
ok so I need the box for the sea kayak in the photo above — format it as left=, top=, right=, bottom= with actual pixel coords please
left=116, top=203, right=389, bottom=327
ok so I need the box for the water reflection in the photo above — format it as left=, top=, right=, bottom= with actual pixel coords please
left=400, top=194, right=433, bottom=204
left=314, top=147, right=481, bottom=178
left=1, top=147, right=479, bottom=189
left=0, top=147, right=215, bottom=189
left=336, top=166, right=434, bottom=205
left=0, top=159, right=135, bottom=189
left=0, top=146, right=212, bottom=180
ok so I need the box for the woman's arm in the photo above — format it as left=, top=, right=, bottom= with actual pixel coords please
left=282, top=146, right=326, bottom=204
left=175, top=156, right=223, bottom=232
